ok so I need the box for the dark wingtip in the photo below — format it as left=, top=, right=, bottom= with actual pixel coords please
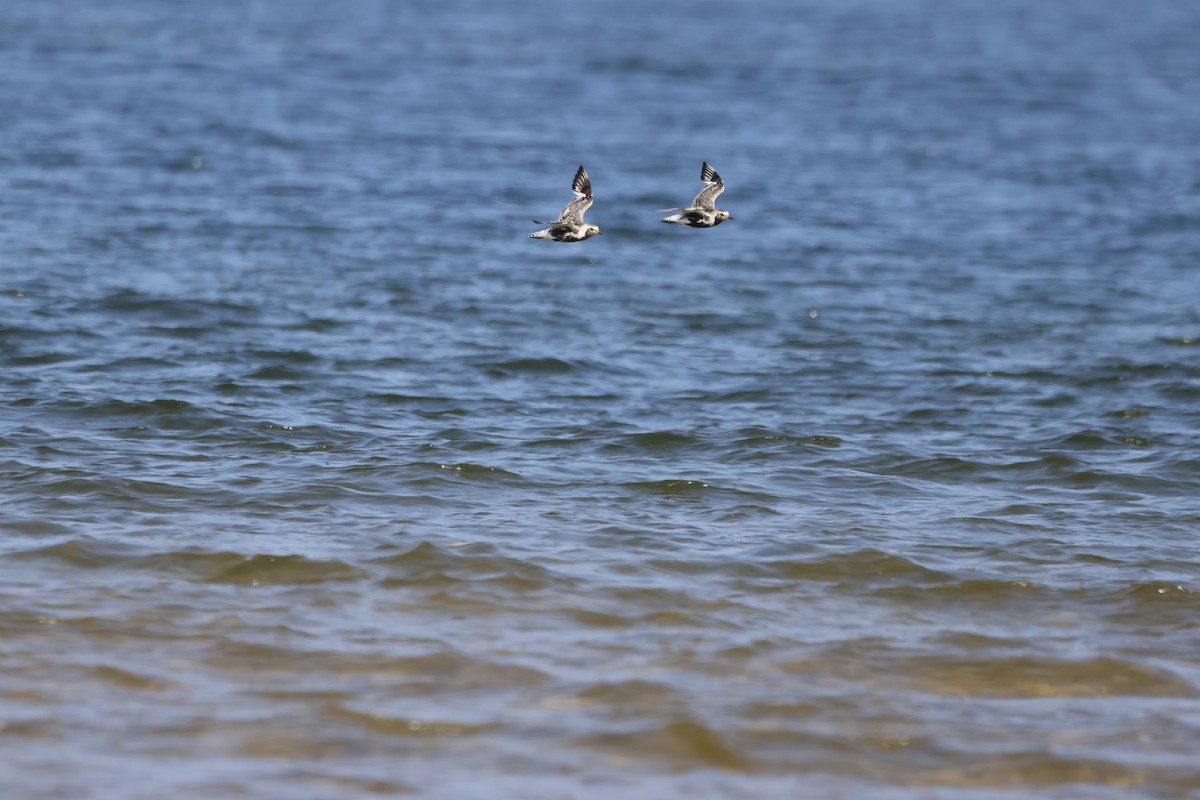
left=572, top=164, right=591, bottom=197
left=701, top=162, right=721, bottom=184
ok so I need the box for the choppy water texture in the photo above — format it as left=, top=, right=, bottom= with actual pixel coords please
left=3, top=1, right=1200, bottom=797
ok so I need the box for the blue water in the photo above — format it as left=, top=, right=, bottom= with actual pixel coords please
left=3, top=1, right=1200, bottom=797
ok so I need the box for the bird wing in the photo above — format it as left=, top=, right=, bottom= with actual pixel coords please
left=690, top=162, right=725, bottom=210
left=558, top=165, right=593, bottom=224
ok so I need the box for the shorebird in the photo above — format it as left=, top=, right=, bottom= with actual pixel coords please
left=529, top=165, right=602, bottom=242
left=661, top=162, right=733, bottom=228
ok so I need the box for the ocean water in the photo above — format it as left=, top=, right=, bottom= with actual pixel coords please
left=2, top=0, right=1200, bottom=797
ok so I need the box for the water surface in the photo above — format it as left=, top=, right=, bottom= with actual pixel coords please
left=2, top=1, right=1200, bottom=797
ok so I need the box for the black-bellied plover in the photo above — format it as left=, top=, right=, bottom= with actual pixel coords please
left=661, top=162, right=733, bottom=228
left=529, top=165, right=602, bottom=242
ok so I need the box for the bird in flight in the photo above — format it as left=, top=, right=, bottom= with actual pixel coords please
left=529, top=165, right=602, bottom=242
left=661, top=162, right=733, bottom=228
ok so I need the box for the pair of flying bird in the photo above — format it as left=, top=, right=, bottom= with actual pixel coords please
left=529, top=163, right=732, bottom=242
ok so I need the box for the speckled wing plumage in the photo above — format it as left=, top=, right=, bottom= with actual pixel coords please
left=559, top=165, right=593, bottom=226
left=690, top=162, right=725, bottom=210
